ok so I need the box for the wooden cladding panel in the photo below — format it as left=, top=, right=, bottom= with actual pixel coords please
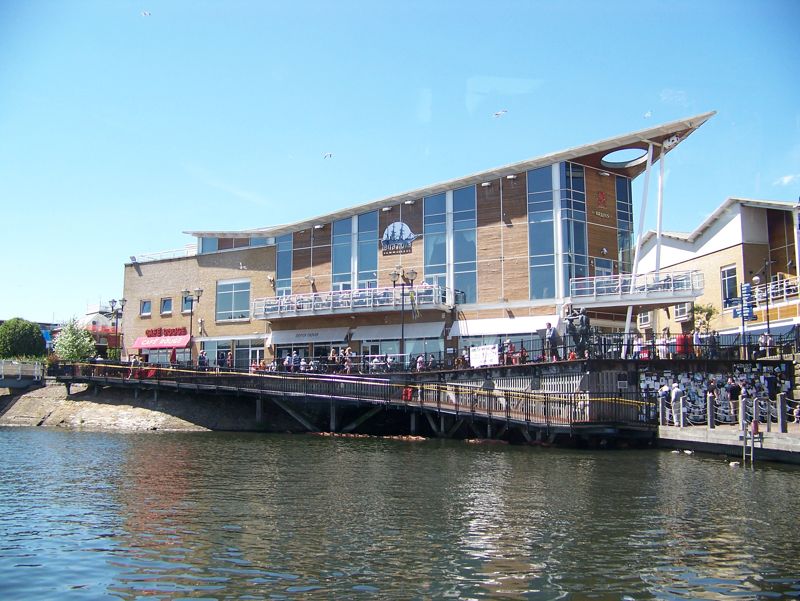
left=501, top=173, right=527, bottom=226
left=377, top=200, right=424, bottom=285
left=584, top=166, right=620, bottom=273
left=504, top=256, right=530, bottom=300
left=477, top=179, right=501, bottom=227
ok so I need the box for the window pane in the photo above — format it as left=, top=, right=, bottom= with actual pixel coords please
left=424, top=193, right=446, bottom=215
left=453, top=185, right=475, bottom=212
left=453, top=230, right=476, bottom=264
left=358, top=211, right=378, bottom=234
left=333, top=218, right=352, bottom=236
left=454, top=271, right=476, bottom=304
left=530, top=265, right=555, bottom=299
left=529, top=221, right=554, bottom=255
left=527, top=166, right=552, bottom=194
left=358, top=240, right=377, bottom=272
left=425, top=232, right=447, bottom=267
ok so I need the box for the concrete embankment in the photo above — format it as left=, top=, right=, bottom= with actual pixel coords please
left=0, top=380, right=281, bottom=432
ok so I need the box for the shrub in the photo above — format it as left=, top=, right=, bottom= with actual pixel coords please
left=53, top=319, right=96, bottom=362
left=0, top=318, right=46, bottom=358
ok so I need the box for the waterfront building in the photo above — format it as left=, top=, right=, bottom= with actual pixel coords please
left=637, top=198, right=800, bottom=338
left=121, top=113, right=714, bottom=368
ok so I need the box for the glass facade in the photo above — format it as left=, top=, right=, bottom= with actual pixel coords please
left=276, top=234, right=293, bottom=296
left=357, top=211, right=378, bottom=289
left=527, top=166, right=556, bottom=299
left=559, top=163, right=588, bottom=293
left=215, top=280, right=251, bottom=321
left=332, top=217, right=353, bottom=290
left=423, top=192, right=447, bottom=291
left=616, top=175, right=633, bottom=273
left=452, top=185, right=477, bottom=304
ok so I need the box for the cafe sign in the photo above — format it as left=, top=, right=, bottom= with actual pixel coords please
left=146, top=327, right=187, bottom=337
left=381, top=221, right=418, bottom=255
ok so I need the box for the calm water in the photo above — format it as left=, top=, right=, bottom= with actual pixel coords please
left=1, top=428, right=799, bottom=600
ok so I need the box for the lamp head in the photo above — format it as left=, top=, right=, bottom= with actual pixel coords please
left=389, top=270, right=400, bottom=284
left=109, top=299, right=117, bottom=311
left=406, top=268, right=418, bottom=283
left=752, top=275, right=761, bottom=285
left=194, top=287, right=203, bottom=299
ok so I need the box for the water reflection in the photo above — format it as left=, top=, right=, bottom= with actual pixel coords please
left=1, top=429, right=799, bottom=599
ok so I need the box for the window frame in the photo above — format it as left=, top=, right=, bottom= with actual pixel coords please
left=160, top=297, right=173, bottom=315
left=140, top=300, right=152, bottom=317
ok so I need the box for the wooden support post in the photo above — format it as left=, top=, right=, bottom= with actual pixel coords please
left=329, top=400, right=337, bottom=432
left=64, top=382, right=71, bottom=396
left=777, top=392, right=787, bottom=433
left=256, top=398, right=263, bottom=422
left=486, top=420, right=492, bottom=439
left=706, top=392, right=715, bottom=429
left=134, top=387, right=139, bottom=400
left=410, top=412, right=417, bottom=435
left=519, top=427, right=533, bottom=443
left=153, top=388, right=158, bottom=402
left=679, top=396, right=685, bottom=428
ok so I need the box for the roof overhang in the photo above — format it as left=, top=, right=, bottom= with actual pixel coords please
left=186, top=111, right=716, bottom=240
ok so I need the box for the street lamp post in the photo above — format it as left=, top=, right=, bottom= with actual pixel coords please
left=109, top=298, right=126, bottom=360
left=753, top=259, right=773, bottom=336
left=389, top=267, right=417, bottom=370
left=181, top=287, right=203, bottom=365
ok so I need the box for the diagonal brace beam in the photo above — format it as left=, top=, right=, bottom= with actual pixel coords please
left=342, top=406, right=383, bottom=433
left=272, top=398, right=318, bottom=432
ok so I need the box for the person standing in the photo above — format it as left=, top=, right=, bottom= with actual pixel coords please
left=545, top=322, right=559, bottom=362
left=726, top=377, right=741, bottom=423
left=692, top=329, right=703, bottom=358
left=670, top=382, right=682, bottom=426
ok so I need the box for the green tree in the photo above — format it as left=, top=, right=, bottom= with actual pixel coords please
left=0, top=317, right=46, bottom=358
left=53, top=319, right=96, bottom=361
left=692, top=302, right=719, bottom=333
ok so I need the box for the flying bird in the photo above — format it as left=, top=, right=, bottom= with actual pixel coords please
left=643, top=110, right=652, bottom=119
left=323, top=152, right=333, bottom=159
left=141, top=11, right=151, bottom=16
left=493, top=109, right=507, bottom=118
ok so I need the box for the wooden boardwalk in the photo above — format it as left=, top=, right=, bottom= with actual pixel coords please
left=52, top=362, right=656, bottom=437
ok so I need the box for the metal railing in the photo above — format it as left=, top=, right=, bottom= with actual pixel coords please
left=51, top=362, right=656, bottom=429
left=750, top=277, right=800, bottom=308
left=0, top=360, right=45, bottom=381
left=570, top=269, right=704, bottom=299
left=252, top=284, right=450, bottom=319
left=130, top=244, right=197, bottom=264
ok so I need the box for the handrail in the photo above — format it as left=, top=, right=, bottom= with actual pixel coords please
left=252, top=284, right=450, bottom=318
left=51, top=362, right=656, bottom=429
left=570, top=269, right=704, bottom=299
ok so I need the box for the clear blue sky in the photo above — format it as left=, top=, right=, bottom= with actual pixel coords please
left=1, top=0, right=798, bottom=323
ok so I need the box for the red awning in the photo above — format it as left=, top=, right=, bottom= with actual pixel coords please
left=131, top=334, right=191, bottom=349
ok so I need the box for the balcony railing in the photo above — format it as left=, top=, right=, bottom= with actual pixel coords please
left=570, top=269, right=704, bottom=301
left=252, top=284, right=450, bottom=319
left=751, top=277, right=800, bottom=309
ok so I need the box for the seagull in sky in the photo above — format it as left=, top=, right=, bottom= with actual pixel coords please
left=141, top=10, right=151, bottom=16
left=493, top=109, right=507, bottom=118
left=323, top=152, right=333, bottom=159
left=643, top=110, right=652, bottom=119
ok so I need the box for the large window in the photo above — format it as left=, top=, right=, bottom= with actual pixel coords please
left=216, top=280, right=251, bottom=321
left=424, top=192, right=447, bottom=289
left=276, top=234, right=292, bottom=296
left=452, top=186, right=477, bottom=303
left=560, top=163, right=588, bottom=293
left=616, top=176, right=633, bottom=273
left=357, top=211, right=378, bottom=289
left=200, top=236, right=269, bottom=254
left=332, top=217, right=353, bottom=290
left=721, top=265, right=738, bottom=308
left=527, top=166, right=555, bottom=299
